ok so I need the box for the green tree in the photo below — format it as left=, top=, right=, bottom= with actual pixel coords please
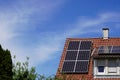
left=12, top=56, right=37, bottom=80
left=12, top=56, right=62, bottom=80
left=0, top=44, right=63, bottom=80
left=0, top=44, right=13, bottom=80
left=37, top=74, right=62, bottom=80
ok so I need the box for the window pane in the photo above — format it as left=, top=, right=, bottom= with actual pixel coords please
left=98, top=66, right=104, bottom=72
left=97, top=60, right=105, bottom=66
left=97, top=60, right=105, bottom=73
left=108, top=60, right=117, bottom=73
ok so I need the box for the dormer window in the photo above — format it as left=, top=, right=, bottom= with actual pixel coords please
left=94, top=59, right=120, bottom=78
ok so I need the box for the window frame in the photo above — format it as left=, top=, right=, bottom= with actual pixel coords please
left=108, top=59, right=117, bottom=74
left=94, top=59, right=119, bottom=76
left=96, top=59, right=106, bottom=75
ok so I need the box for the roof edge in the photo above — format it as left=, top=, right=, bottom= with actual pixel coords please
left=66, top=37, right=120, bottom=40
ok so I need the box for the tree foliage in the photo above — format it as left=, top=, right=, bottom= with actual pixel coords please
left=37, top=74, right=62, bottom=80
left=12, top=56, right=37, bottom=80
left=12, top=56, right=61, bottom=80
left=0, top=45, right=13, bottom=80
left=0, top=44, right=63, bottom=80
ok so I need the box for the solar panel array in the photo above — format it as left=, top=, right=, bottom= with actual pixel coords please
left=98, top=46, right=120, bottom=54
left=62, top=41, right=92, bottom=73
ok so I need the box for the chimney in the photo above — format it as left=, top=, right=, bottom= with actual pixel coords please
left=102, top=28, right=109, bottom=39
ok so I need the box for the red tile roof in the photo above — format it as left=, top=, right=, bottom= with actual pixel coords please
left=56, top=37, right=120, bottom=80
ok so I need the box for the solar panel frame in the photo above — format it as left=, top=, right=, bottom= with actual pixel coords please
left=62, top=61, right=75, bottom=73
left=79, top=41, right=92, bottom=50
left=77, top=51, right=91, bottom=60
left=112, top=46, right=120, bottom=54
left=75, top=61, right=89, bottom=73
left=98, top=46, right=112, bottom=54
left=65, top=51, right=78, bottom=60
left=98, top=46, right=120, bottom=54
left=67, top=41, right=80, bottom=50
left=62, top=40, right=92, bottom=73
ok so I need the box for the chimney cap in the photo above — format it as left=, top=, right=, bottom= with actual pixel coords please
left=102, top=28, right=109, bottom=30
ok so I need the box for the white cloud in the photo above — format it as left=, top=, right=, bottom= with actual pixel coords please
left=12, top=12, right=120, bottom=66
left=0, top=0, right=65, bottom=65
left=0, top=0, right=120, bottom=68
left=64, top=12, right=120, bottom=37
left=30, top=12, right=120, bottom=66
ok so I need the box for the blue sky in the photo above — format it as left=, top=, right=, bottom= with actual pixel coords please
left=0, top=0, right=120, bottom=76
